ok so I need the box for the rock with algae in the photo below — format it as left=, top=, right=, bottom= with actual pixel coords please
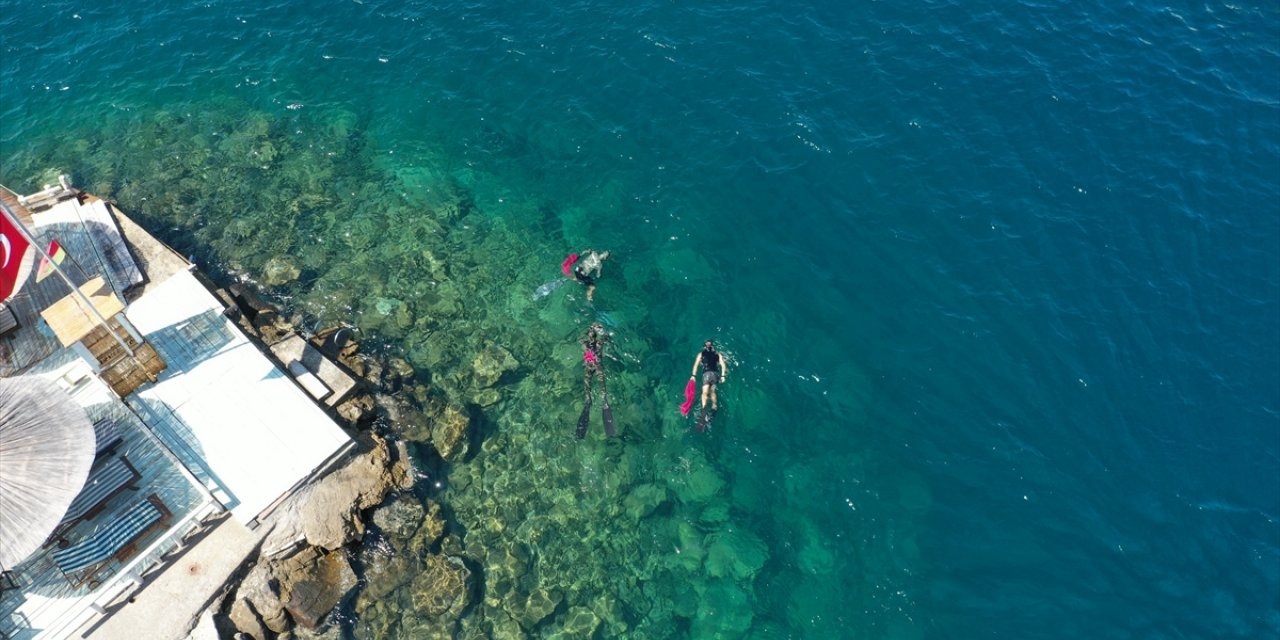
left=796, top=516, right=836, bottom=576
left=704, top=527, right=770, bottom=581
left=431, top=404, right=471, bottom=461
left=506, top=585, right=562, bottom=630
left=623, top=483, right=668, bottom=521
left=359, top=297, right=415, bottom=336
left=471, top=342, right=519, bottom=389
left=262, top=255, right=301, bottom=285
left=673, top=464, right=726, bottom=505
left=411, top=554, right=473, bottom=618
left=693, top=579, right=755, bottom=639
left=546, top=606, right=601, bottom=639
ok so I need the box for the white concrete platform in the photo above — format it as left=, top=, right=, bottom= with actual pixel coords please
left=124, top=269, right=351, bottom=525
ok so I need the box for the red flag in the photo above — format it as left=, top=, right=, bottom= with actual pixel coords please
left=35, top=239, right=67, bottom=282
left=680, top=378, right=697, bottom=416
left=0, top=213, right=34, bottom=301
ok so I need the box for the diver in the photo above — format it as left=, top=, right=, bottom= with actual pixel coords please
left=571, top=248, right=609, bottom=302
left=577, top=322, right=616, bottom=438
left=689, top=339, right=727, bottom=412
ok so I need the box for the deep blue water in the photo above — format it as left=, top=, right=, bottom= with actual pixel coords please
left=3, top=1, right=1278, bottom=637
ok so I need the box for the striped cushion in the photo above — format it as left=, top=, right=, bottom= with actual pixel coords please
left=61, top=457, right=136, bottom=523
left=53, top=500, right=161, bottom=574
left=93, top=418, right=121, bottom=455
left=0, top=303, right=17, bottom=335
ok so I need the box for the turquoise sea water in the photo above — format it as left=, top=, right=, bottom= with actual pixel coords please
left=3, top=1, right=1278, bottom=638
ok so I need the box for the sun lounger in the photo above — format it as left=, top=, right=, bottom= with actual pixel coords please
left=0, top=302, right=17, bottom=337
left=92, top=417, right=122, bottom=457
left=46, top=456, right=142, bottom=549
left=53, top=494, right=170, bottom=589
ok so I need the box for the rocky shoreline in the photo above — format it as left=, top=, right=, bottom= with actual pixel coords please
left=203, top=287, right=495, bottom=639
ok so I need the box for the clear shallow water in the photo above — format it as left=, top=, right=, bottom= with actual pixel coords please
left=3, top=1, right=1278, bottom=638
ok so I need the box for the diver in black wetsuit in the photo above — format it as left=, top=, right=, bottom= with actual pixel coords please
left=572, top=249, right=609, bottom=302
left=576, top=322, right=616, bottom=438
left=689, top=339, right=727, bottom=411
left=581, top=322, right=608, bottom=400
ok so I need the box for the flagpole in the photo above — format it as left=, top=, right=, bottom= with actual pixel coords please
left=0, top=199, right=135, bottom=357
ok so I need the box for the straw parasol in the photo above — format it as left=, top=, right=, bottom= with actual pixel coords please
left=0, top=376, right=96, bottom=572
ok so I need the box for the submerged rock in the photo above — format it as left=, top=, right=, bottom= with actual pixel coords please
left=431, top=404, right=471, bottom=461
left=397, top=614, right=459, bottom=640
left=487, top=610, right=528, bottom=640
left=623, top=483, right=668, bottom=521
left=263, top=255, right=301, bottom=285
left=674, top=465, right=726, bottom=505
left=472, top=387, right=502, bottom=407
left=356, top=547, right=416, bottom=610
left=372, top=495, right=425, bottom=546
left=549, top=606, right=600, bottom=639
left=796, top=517, right=836, bottom=576
left=410, top=554, right=473, bottom=618
left=380, top=392, right=432, bottom=442
left=693, top=579, right=754, bottom=638
left=704, top=528, right=769, bottom=582
left=421, top=499, right=447, bottom=547
left=472, top=343, right=519, bottom=388
left=510, top=586, right=561, bottom=630
left=383, top=356, right=417, bottom=391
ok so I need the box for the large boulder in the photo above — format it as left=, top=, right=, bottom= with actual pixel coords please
left=228, top=560, right=290, bottom=636
left=372, top=495, right=425, bottom=547
left=265, top=433, right=409, bottom=551
left=280, top=549, right=359, bottom=630
left=379, top=393, right=432, bottom=442
left=335, top=393, right=376, bottom=427
left=262, top=255, right=301, bottom=285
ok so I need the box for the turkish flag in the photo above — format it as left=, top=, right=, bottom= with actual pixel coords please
left=0, top=212, right=34, bottom=301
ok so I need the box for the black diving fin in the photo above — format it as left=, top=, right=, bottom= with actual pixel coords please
left=575, top=399, right=593, bottom=439
left=602, top=394, right=616, bottom=438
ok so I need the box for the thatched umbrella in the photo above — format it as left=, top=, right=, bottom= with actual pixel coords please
left=0, top=376, right=95, bottom=572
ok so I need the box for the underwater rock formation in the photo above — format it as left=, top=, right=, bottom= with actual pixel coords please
left=429, top=404, right=471, bottom=461
left=704, top=528, right=769, bottom=581
left=262, top=255, right=301, bottom=286
left=411, top=554, right=473, bottom=618
left=1, top=103, right=861, bottom=639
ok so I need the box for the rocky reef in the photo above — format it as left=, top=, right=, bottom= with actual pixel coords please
left=3, top=100, right=905, bottom=639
